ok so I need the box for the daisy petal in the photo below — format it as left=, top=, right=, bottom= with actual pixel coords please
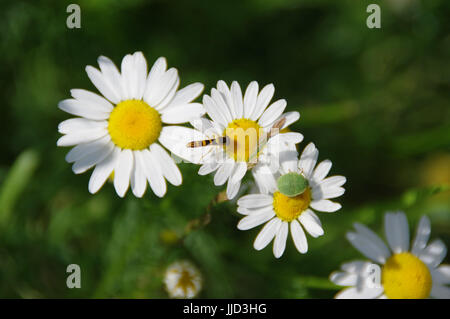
left=253, top=218, right=282, bottom=251
left=130, top=154, right=147, bottom=198
left=203, top=95, right=228, bottom=128
left=58, top=118, right=108, bottom=135
left=230, top=81, right=244, bottom=119
left=133, top=52, right=148, bottom=100
left=230, top=162, right=247, bottom=185
left=203, top=95, right=227, bottom=128
left=330, top=271, right=358, bottom=286
left=97, top=55, right=124, bottom=101
left=113, top=149, right=134, bottom=197
left=150, top=144, right=182, bottom=186
left=88, top=148, right=120, bottom=194
left=251, top=84, right=274, bottom=120
left=411, top=215, right=431, bottom=256
left=158, top=126, right=209, bottom=165
left=319, top=176, right=347, bottom=189
left=226, top=179, right=241, bottom=200
left=335, top=286, right=383, bottom=299
left=72, top=141, right=114, bottom=174
left=258, top=99, right=287, bottom=128
left=432, top=265, right=450, bottom=285
left=237, top=194, right=273, bottom=208
left=216, top=81, right=235, bottom=118
left=243, top=81, right=259, bottom=118
left=279, top=148, right=299, bottom=173
left=152, top=68, right=179, bottom=108
left=139, top=149, right=167, bottom=197
left=346, top=231, right=388, bottom=264
left=58, top=99, right=110, bottom=121
left=384, top=211, right=409, bottom=254
left=237, top=205, right=273, bottom=216
left=341, top=260, right=373, bottom=273
left=419, top=239, right=447, bottom=268
left=120, top=54, right=138, bottom=100
left=214, top=160, right=235, bottom=186
left=277, top=132, right=304, bottom=146
left=290, top=220, right=308, bottom=253
left=198, top=162, right=220, bottom=176
left=298, top=209, right=324, bottom=238
left=310, top=199, right=342, bottom=212
left=273, top=221, right=289, bottom=258
left=298, top=142, right=318, bottom=179
left=281, top=111, right=300, bottom=129
left=189, top=117, right=209, bottom=133
left=65, top=135, right=112, bottom=163
left=353, top=223, right=391, bottom=260
left=211, top=88, right=233, bottom=123
left=237, top=209, right=275, bottom=230
left=161, top=103, right=205, bottom=124
left=252, top=165, right=277, bottom=194
left=85, top=65, right=121, bottom=104
left=169, top=83, right=204, bottom=107
left=312, top=185, right=345, bottom=200
left=430, top=284, right=450, bottom=299
left=57, top=128, right=108, bottom=147
left=70, top=89, right=114, bottom=113
left=143, top=57, right=167, bottom=105
left=312, top=159, right=332, bottom=183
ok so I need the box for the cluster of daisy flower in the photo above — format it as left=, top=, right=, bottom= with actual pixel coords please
left=57, top=52, right=449, bottom=299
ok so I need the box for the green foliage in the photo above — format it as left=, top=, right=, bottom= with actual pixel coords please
left=0, top=0, right=448, bottom=298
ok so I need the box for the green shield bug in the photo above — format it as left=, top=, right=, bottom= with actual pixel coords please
left=277, top=172, right=309, bottom=197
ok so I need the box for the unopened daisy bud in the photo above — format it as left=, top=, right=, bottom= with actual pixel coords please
left=164, top=260, right=202, bottom=299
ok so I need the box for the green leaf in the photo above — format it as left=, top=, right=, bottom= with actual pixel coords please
left=0, top=149, right=39, bottom=226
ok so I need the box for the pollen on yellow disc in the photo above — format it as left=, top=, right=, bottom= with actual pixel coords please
left=223, top=118, right=262, bottom=162
left=108, top=99, right=162, bottom=150
left=382, top=252, right=432, bottom=299
left=273, top=188, right=312, bottom=222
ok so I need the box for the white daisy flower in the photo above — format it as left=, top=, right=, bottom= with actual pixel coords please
left=330, top=211, right=450, bottom=299
left=164, top=260, right=202, bottom=299
left=236, top=142, right=346, bottom=258
left=169, top=80, right=303, bottom=200
left=57, top=52, right=205, bottom=198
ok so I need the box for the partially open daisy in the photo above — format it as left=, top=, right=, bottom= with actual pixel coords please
left=57, top=52, right=205, bottom=197
left=164, top=260, right=202, bottom=299
left=330, top=212, right=450, bottom=299
left=165, top=81, right=302, bottom=200
left=236, top=142, right=346, bottom=258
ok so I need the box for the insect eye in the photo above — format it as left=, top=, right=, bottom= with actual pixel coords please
left=277, top=172, right=309, bottom=197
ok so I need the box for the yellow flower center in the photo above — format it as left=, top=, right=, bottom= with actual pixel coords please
left=382, top=252, right=432, bottom=299
left=108, top=99, right=162, bottom=150
left=273, top=188, right=312, bottom=222
left=223, top=118, right=262, bottom=162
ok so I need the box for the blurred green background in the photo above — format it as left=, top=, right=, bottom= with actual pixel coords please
left=0, top=0, right=449, bottom=298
